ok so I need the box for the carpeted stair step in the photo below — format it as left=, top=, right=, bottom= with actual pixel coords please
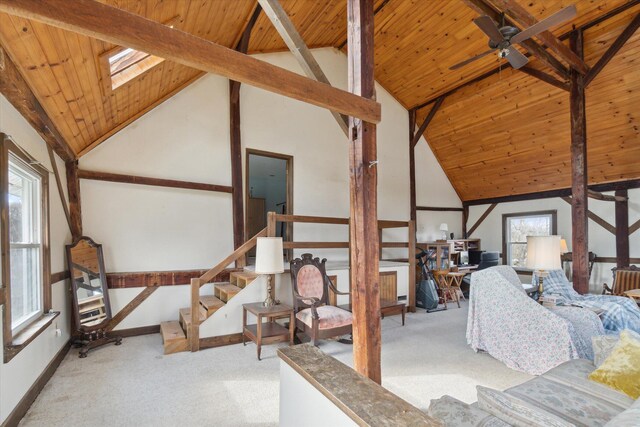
left=160, top=321, right=188, bottom=354
left=230, top=271, right=259, bottom=289
left=199, top=295, right=225, bottom=316
left=179, top=306, right=207, bottom=332
left=214, top=283, right=242, bottom=302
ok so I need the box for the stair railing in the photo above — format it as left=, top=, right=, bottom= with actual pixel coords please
left=189, top=227, right=267, bottom=351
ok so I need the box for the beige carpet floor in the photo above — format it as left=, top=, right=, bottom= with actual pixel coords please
left=20, top=301, right=531, bottom=426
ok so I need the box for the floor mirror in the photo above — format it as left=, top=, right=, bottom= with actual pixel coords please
left=67, top=236, right=122, bottom=357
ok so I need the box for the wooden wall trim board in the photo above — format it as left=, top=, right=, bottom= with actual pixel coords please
left=0, top=46, right=76, bottom=162
left=77, top=169, right=233, bottom=194
left=106, top=268, right=241, bottom=288
left=416, top=206, right=464, bottom=212
left=105, top=286, right=158, bottom=332
left=110, top=325, right=160, bottom=337
left=0, top=0, right=381, bottom=125
left=199, top=332, right=244, bottom=350
left=1, top=340, right=71, bottom=427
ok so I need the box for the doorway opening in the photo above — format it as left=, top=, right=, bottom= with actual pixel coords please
left=246, top=149, right=293, bottom=259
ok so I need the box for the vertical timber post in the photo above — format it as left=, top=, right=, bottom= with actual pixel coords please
left=347, top=0, right=381, bottom=384
left=66, top=160, right=82, bottom=240
left=569, top=29, right=589, bottom=294
left=409, top=109, right=417, bottom=223
left=615, top=190, right=629, bottom=268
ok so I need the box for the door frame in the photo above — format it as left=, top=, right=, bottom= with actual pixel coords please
left=245, top=149, right=294, bottom=257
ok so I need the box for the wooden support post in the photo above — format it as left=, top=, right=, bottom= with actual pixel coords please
left=570, top=30, right=589, bottom=295
left=615, top=190, right=630, bottom=268
left=408, top=220, right=416, bottom=313
left=409, top=109, right=417, bottom=222
left=190, top=278, right=200, bottom=352
left=462, top=204, right=469, bottom=238
left=65, top=160, right=82, bottom=239
left=46, top=145, right=72, bottom=233
left=348, top=0, right=381, bottom=384
left=267, top=211, right=277, bottom=238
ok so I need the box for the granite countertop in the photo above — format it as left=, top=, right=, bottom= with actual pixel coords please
left=278, top=344, right=441, bottom=427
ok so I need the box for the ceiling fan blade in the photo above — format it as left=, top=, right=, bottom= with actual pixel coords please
left=474, top=16, right=504, bottom=44
left=449, top=48, right=497, bottom=70
left=505, top=47, right=529, bottom=69
left=511, top=5, right=577, bottom=44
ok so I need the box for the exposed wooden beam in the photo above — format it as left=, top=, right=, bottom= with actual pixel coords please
left=467, top=203, right=497, bottom=236
left=106, top=268, right=240, bottom=288
left=409, top=109, right=417, bottom=222
left=492, top=0, right=589, bottom=74
left=464, top=179, right=640, bottom=205
left=462, top=204, right=470, bottom=238
left=348, top=0, right=381, bottom=385
left=0, top=0, right=381, bottom=124
left=411, top=96, right=444, bottom=147
left=65, top=160, right=82, bottom=239
left=337, top=0, right=391, bottom=51
left=0, top=45, right=75, bottom=162
left=416, top=206, right=464, bottom=212
left=585, top=12, right=640, bottom=86
left=588, top=190, right=627, bottom=202
left=258, top=0, right=348, bottom=136
left=569, top=30, right=589, bottom=294
left=46, top=145, right=72, bottom=233
left=77, top=169, right=233, bottom=193
left=461, top=0, right=569, bottom=79
left=105, top=286, right=158, bottom=332
left=615, top=190, right=630, bottom=267
left=561, top=197, right=616, bottom=235
left=519, top=66, right=569, bottom=91
left=630, top=219, right=640, bottom=235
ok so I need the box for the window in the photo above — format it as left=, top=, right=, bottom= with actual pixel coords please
left=1, top=134, right=50, bottom=341
left=502, top=210, right=557, bottom=268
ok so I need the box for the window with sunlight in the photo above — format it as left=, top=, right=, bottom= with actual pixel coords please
left=503, top=211, right=556, bottom=268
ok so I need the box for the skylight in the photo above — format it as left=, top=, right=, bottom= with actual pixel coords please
left=105, top=47, right=165, bottom=90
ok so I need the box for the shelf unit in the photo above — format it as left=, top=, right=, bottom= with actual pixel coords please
left=417, top=239, right=482, bottom=271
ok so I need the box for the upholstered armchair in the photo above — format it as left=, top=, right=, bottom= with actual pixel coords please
left=603, top=265, right=640, bottom=296
left=290, top=253, right=352, bottom=346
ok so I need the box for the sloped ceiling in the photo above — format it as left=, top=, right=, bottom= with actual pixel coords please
left=0, top=0, right=638, bottom=201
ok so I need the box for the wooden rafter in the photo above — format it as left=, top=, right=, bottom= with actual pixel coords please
left=411, top=96, right=444, bottom=147
left=519, top=66, right=569, bottom=91
left=492, top=0, right=589, bottom=74
left=258, top=0, right=349, bottom=136
left=0, top=0, right=381, bottom=124
left=461, top=0, right=569, bottom=79
left=0, top=46, right=75, bottom=161
left=588, top=190, right=627, bottom=202
left=585, top=12, right=640, bottom=86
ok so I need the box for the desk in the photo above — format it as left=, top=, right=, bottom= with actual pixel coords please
left=242, top=302, right=294, bottom=360
left=453, top=265, right=478, bottom=274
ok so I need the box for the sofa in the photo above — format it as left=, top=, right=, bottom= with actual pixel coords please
left=428, top=358, right=637, bottom=426
left=467, top=266, right=604, bottom=375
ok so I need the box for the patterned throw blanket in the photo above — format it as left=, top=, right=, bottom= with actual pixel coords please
left=535, top=270, right=640, bottom=334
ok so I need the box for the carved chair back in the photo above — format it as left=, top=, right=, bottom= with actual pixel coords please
left=290, top=253, right=330, bottom=313
left=610, top=265, right=640, bottom=296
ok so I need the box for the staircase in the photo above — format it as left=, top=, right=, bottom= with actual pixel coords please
left=160, top=270, right=259, bottom=354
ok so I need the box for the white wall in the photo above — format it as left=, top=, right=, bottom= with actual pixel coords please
left=0, top=95, right=72, bottom=423
left=467, top=190, right=640, bottom=292
left=79, top=48, right=456, bottom=330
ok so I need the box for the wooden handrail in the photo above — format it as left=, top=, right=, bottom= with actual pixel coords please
left=275, top=214, right=349, bottom=225
left=283, top=241, right=350, bottom=249
left=198, top=227, right=268, bottom=285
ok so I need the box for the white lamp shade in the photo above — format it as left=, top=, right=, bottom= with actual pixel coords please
left=439, top=223, right=449, bottom=232
left=560, top=239, right=569, bottom=254
left=255, top=237, right=284, bottom=274
left=526, top=235, right=562, bottom=271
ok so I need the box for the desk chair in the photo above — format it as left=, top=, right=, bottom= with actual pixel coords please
left=461, top=251, right=500, bottom=297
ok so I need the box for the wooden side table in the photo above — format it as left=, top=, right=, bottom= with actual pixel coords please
left=242, top=302, right=294, bottom=360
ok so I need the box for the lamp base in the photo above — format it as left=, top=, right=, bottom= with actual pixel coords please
left=536, top=270, right=548, bottom=303
left=262, top=275, right=280, bottom=308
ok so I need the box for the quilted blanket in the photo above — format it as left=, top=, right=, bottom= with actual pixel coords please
left=467, top=266, right=604, bottom=375
left=535, top=270, right=640, bottom=334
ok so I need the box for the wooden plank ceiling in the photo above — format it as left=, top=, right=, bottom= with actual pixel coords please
left=0, top=0, right=638, bottom=200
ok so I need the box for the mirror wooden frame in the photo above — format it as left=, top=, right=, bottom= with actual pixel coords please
left=66, top=236, right=121, bottom=357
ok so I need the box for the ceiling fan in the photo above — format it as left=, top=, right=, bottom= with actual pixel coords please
left=449, top=4, right=577, bottom=71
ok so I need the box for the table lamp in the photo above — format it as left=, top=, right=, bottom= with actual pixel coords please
left=560, top=239, right=568, bottom=254
left=526, top=235, right=562, bottom=300
left=439, top=223, right=449, bottom=240
left=255, top=237, right=284, bottom=307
